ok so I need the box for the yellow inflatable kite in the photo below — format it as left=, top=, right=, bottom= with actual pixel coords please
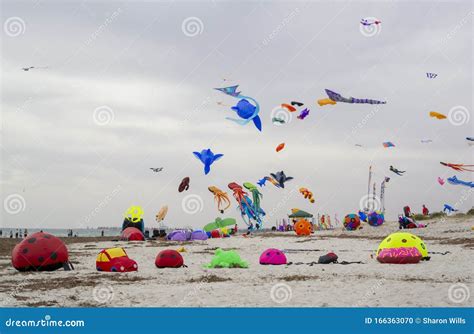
left=317, top=98, right=337, bottom=106
left=429, top=111, right=447, bottom=119
left=377, top=232, right=428, bottom=259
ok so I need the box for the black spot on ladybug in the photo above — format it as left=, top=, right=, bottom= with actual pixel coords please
left=402, top=239, right=407, bottom=243
left=43, top=234, right=51, bottom=239
left=22, top=248, right=28, bottom=254
left=411, top=236, right=416, bottom=239
left=27, top=238, right=36, bottom=244
left=387, top=238, right=391, bottom=242
left=50, top=252, right=57, bottom=260
left=38, top=256, right=44, bottom=262
left=421, top=243, right=425, bottom=249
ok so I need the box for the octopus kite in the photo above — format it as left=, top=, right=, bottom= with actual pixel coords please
left=208, top=186, right=231, bottom=214
left=243, top=182, right=263, bottom=214
left=299, top=188, right=315, bottom=203
left=228, top=182, right=264, bottom=230
left=440, top=162, right=474, bottom=172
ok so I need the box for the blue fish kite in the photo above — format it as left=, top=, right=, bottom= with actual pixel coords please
left=443, top=204, right=458, bottom=214
left=214, top=85, right=241, bottom=97
left=193, top=149, right=224, bottom=175
left=215, top=85, right=262, bottom=131
left=447, top=175, right=474, bottom=188
left=230, top=98, right=262, bottom=131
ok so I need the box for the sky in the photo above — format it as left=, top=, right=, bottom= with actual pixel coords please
left=1, top=0, right=473, bottom=229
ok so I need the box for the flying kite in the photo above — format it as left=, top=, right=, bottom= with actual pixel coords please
left=421, top=139, right=433, bottom=144
left=270, top=171, right=294, bottom=188
left=208, top=186, right=231, bottom=213
left=426, top=73, right=437, bottom=79
left=440, top=162, right=474, bottom=172
left=193, top=149, right=223, bottom=175
left=429, top=111, right=447, bottom=119
left=447, top=176, right=474, bottom=188
left=466, top=137, right=474, bottom=145
left=150, top=167, right=164, bottom=173
left=390, top=165, right=405, bottom=176
left=383, top=142, right=395, bottom=148
left=156, top=206, right=168, bottom=222
left=443, top=204, right=458, bottom=214
left=297, top=108, right=310, bottom=120
left=178, top=177, right=190, bottom=192
left=437, top=177, right=445, bottom=186
left=272, top=117, right=286, bottom=124
left=21, top=66, right=48, bottom=71
left=228, top=182, right=265, bottom=230
left=276, top=143, right=285, bottom=152
left=360, top=18, right=381, bottom=26
left=355, top=144, right=363, bottom=147
left=243, top=182, right=263, bottom=216
left=323, top=89, right=386, bottom=105
left=317, top=98, right=337, bottom=106
left=291, top=101, right=304, bottom=107
left=299, top=188, right=315, bottom=203
left=215, top=85, right=262, bottom=131
left=281, top=103, right=297, bottom=112
left=258, top=176, right=280, bottom=188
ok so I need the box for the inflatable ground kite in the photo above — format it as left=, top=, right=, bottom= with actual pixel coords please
left=344, top=214, right=361, bottom=230
left=376, top=232, right=428, bottom=264
left=205, top=249, right=248, bottom=268
left=259, top=248, right=287, bottom=265
left=294, top=219, right=312, bottom=236
left=12, top=232, right=70, bottom=272
left=121, top=227, right=145, bottom=241
left=96, top=248, right=137, bottom=272
left=155, top=249, right=184, bottom=268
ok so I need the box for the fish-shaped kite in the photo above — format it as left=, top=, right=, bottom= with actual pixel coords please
left=429, top=111, right=447, bottom=119
left=324, top=89, right=386, bottom=105
left=447, top=176, right=474, bottom=188
left=276, top=143, right=285, bottom=152
left=270, top=171, right=294, bottom=188
left=383, top=142, right=395, bottom=148
left=193, top=149, right=224, bottom=175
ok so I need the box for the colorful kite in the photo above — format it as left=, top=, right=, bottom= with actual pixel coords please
left=156, top=206, right=168, bottom=222
left=383, top=142, right=395, bottom=148
left=360, top=18, right=381, bottom=26
left=437, top=177, right=445, bottom=186
left=297, top=108, right=310, bottom=120
left=178, top=177, right=190, bottom=192
left=193, top=149, right=223, bottom=175
left=208, top=186, right=231, bottom=213
left=429, top=111, right=447, bottom=119
left=299, top=188, right=315, bottom=203
left=426, top=73, right=437, bottom=79
left=215, top=85, right=262, bottom=131
left=323, top=89, right=386, bottom=105
left=228, top=182, right=265, bottom=230
left=276, top=143, right=285, bottom=152
left=447, top=176, right=474, bottom=188
left=281, top=103, right=297, bottom=112
left=440, top=162, right=474, bottom=172
left=270, top=171, right=294, bottom=188
left=291, top=101, right=304, bottom=107
left=443, top=204, right=458, bottom=214
left=317, top=98, right=337, bottom=106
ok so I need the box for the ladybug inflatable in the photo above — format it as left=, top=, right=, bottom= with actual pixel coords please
left=155, top=249, right=184, bottom=268
left=11, top=232, right=70, bottom=271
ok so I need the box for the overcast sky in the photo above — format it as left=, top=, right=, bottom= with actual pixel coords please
left=1, top=0, right=472, bottom=229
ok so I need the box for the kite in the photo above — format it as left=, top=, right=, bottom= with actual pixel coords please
left=178, top=177, right=190, bottom=192
left=243, top=182, right=263, bottom=216
left=429, top=111, right=447, bottom=119
left=426, top=73, right=437, bottom=79
left=150, top=167, right=163, bottom=172
left=124, top=206, right=144, bottom=223
left=291, top=101, right=304, bottom=107
left=390, top=165, right=405, bottom=176
left=281, top=103, right=297, bottom=112
left=156, top=206, right=168, bottom=222
left=360, top=18, right=381, bottom=26
left=297, top=108, right=310, bottom=120
left=258, top=176, right=280, bottom=188
left=355, top=144, right=363, bottom=147
left=215, top=85, right=262, bottom=131
left=324, top=89, right=386, bottom=104
left=270, top=171, right=294, bottom=188
left=272, top=117, right=286, bottom=124
left=447, top=176, right=474, bottom=188
left=257, top=177, right=267, bottom=187
left=440, top=162, right=474, bottom=172
left=317, top=98, right=337, bottom=106
left=299, top=188, right=315, bottom=203
left=228, top=182, right=265, bottom=230
left=443, top=204, right=458, bottom=214
left=437, top=177, right=445, bottom=186
left=214, top=85, right=241, bottom=97
left=21, top=66, right=48, bottom=71
left=466, top=137, right=474, bottom=146
left=208, top=186, right=231, bottom=213
left=193, top=149, right=223, bottom=175
left=276, top=143, right=285, bottom=152
left=421, top=139, right=433, bottom=144
left=383, top=142, right=395, bottom=148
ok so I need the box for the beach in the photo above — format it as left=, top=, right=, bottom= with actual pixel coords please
left=0, top=216, right=472, bottom=308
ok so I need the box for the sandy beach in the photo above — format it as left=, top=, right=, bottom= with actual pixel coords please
left=0, top=216, right=472, bottom=308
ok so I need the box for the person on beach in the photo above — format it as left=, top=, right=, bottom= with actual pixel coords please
left=24, top=229, right=27, bottom=238
left=101, top=230, right=104, bottom=237
left=10, top=231, right=13, bottom=238
left=422, top=205, right=429, bottom=216
left=15, top=230, right=18, bottom=238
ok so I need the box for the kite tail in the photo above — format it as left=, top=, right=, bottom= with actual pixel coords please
left=351, top=97, right=387, bottom=104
